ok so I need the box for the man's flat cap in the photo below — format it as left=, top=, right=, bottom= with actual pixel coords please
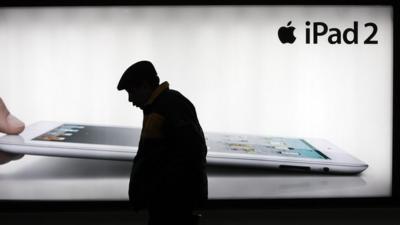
left=117, top=60, right=158, bottom=90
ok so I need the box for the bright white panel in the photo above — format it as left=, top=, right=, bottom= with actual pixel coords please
left=0, top=6, right=393, bottom=198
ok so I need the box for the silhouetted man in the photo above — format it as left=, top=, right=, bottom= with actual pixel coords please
left=117, top=61, right=208, bottom=225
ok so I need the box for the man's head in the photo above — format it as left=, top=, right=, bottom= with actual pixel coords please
left=117, top=61, right=160, bottom=109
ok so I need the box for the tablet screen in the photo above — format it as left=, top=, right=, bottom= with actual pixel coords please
left=32, top=123, right=329, bottom=159
left=32, top=124, right=140, bottom=147
left=206, top=134, right=329, bottom=159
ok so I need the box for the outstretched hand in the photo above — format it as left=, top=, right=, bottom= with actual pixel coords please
left=0, top=97, right=25, bottom=165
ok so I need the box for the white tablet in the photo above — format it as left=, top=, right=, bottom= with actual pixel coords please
left=205, top=132, right=368, bottom=174
left=0, top=121, right=368, bottom=174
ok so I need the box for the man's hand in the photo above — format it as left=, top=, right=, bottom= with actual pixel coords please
left=0, top=97, right=25, bottom=165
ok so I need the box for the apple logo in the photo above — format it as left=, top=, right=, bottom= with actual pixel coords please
left=278, top=21, right=296, bottom=44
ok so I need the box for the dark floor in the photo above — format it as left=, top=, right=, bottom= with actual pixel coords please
left=2, top=207, right=400, bottom=225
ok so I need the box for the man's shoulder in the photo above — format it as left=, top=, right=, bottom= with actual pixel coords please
left=159, top=89, right=189, bottom=104
left=154, top=88, right=195, bottom=113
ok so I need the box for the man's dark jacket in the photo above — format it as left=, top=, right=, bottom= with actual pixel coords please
left=128, top=82, right=208, bottom=210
